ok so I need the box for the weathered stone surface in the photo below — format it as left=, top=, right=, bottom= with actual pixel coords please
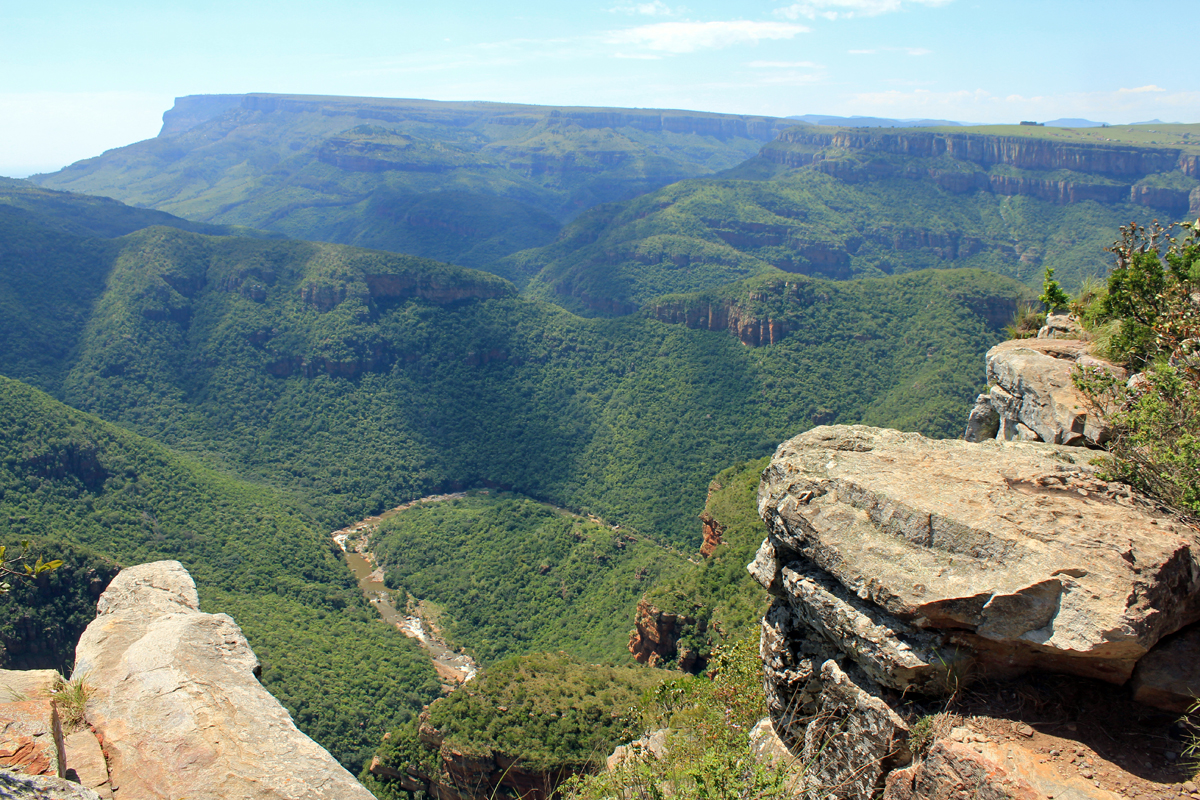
left=757, top=426, right=1200, bottom=685
left=774, top=565, right=967, bottom=695
left=1127, top=623, right=1200, bottom=712
left=884, top=737, right=1119, bottom=800
left=964, top=339, right=1124, bottom=446
left=800, top=660, right=910, bottom=800
left=1036, top=312, right=1084, bottom=340
left=74, top=561, right=375, bottom=800
left=749, top=718, right=791, bottom=767
left=62, top=731, right=110, bottom=800
left=0, top=768, right=102, bottom=800
left=628, top=598, right=700, bottom=670
left=0, top=670, right=63, bottom=779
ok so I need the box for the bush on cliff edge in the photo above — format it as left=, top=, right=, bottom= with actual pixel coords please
left=1073, top=219, right=1200, bottom=515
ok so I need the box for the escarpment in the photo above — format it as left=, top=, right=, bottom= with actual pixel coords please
left=647, top=296, right=789, bottom=346
left=762, top=127, right=1199, bottom=214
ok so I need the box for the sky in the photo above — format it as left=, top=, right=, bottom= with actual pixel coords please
left=2, top=0, right=1197, bottom=177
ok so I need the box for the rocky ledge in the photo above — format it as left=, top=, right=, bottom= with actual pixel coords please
left=964, top=315, right=1125, bottom=447
left=0, top=561, right=374, bottom=800
left=750, top=425, right=1200, bottom=799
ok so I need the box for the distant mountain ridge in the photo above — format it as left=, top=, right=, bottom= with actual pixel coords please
left=787, top=114, right=966, bottom=128
left=30, top=94, right=795, bottom=275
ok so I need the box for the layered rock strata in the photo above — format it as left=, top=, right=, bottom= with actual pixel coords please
left=963, top=329, right=1124, bottom=447
left=74, top=561, right=375, bottom=800
left=751, top=425, right=1200, bottom=798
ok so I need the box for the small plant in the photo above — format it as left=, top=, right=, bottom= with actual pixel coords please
left=1004, top=302, right=1046, bottom=339
left=1039, top=266, right=1071, bottom=312
left=52, top=671, right=93, bottom=732
left=1182, top=699, right=1200, bottom=779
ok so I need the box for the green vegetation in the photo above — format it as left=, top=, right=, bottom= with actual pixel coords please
left=51, top=671, right=93, bottom=733
left=366, top=651, right=673, bottom=799
left=1039, top=266, right=1071, bottom=311
left=0, top=375, right=440, bottom=769
left=32, top=95, right=789, bottom=272
left=564, top=635, right=798, bottom=800
left=0, top=178, right=1037, bottom=780
left=372, top=492, right=686, bottom=664
left=40, top=220, right=1019, bottom=545
left=641, top=459, right=772, bottom=667
left=0, top=541, right=113, bottom=672
left=509, top=167, right=1145, bottom=313
left=1072, top=219, right=1200, bottom=514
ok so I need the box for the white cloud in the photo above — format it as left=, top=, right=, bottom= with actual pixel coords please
left=747, top=60, right=821, bottom=68
left=777, top=0, right=953, bottom=21
left=1118, top=85, right=1166, bottom=94
left=606, top=20, right=809, bottom=53
left=609, top=1, right=681, bottom=15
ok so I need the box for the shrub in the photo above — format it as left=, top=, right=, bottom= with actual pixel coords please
left=1004, top=302, right=1046, bottom=340
left=563, top=633, right=800, bottom=800
left=1073, top=219, right=1200, bottom=515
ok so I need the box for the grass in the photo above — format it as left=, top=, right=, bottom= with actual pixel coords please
left=52, top=671, right=93, bottom=733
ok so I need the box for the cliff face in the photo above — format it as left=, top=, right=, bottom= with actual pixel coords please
left=750, top=422, right=1200, bottom=799
left=763, top=127, right=1199, bottom=213
left=773, top=128, right=1187, bottom=177
left=647, top=298, right=789, bottom=346
left=233, top=93, right=791, bottom=142
left=626, top=598, right=701, bottom=670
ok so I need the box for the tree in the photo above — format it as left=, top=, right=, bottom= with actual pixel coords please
left=0, top=541, right=61, bottom=594
left=1039, top=266, right=1071, bottom=313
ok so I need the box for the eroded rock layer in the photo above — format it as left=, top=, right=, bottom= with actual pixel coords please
left=751, top=425, right=1200, bottom=798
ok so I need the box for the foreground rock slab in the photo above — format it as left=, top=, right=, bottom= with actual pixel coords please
left=74, top=561, right=375, bottom=800
left=756, top=426, right=1200, bottom=685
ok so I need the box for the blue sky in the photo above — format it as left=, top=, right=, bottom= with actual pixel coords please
left=2, top=0, right=1196, bottom=177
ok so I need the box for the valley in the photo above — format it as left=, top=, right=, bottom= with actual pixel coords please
left=2, top=93, right=1197, bottom=799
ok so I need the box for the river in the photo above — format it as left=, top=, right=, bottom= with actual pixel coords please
left=334, top=494, right=478, bottom=685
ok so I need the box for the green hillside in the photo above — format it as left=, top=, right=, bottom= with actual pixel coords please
left=29, top=94, right=792, bottom=274
left=23, top=221, right=1024, bottom=546
left=0, top=375, right=440, bottom=770
left=504, top=122, right=1198, bottom=314
left=370, top=491, right=686, bottom=665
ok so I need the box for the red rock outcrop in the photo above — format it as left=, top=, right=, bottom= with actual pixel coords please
left=699, top=511, right=724, bottom=558
left=627, top=598, right=699, bottom=670
left=648, top=298, right=789, bottom=346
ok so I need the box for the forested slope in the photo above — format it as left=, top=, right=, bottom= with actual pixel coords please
left=0, top=182, right=1031, bottom=547
left=0, top=376, right=440, bottom=769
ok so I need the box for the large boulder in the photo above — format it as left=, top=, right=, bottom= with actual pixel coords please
left=964, top=339, right=1124, bottom=446
left=755, top=426, right=1200, bottom=688
left=74, top=561, right=376, bottom=800
left=752, top=425, right=1200, bottom=799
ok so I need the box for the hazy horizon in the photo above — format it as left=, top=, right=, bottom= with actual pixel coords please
left=3, top=0, right=1197, bottom=178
